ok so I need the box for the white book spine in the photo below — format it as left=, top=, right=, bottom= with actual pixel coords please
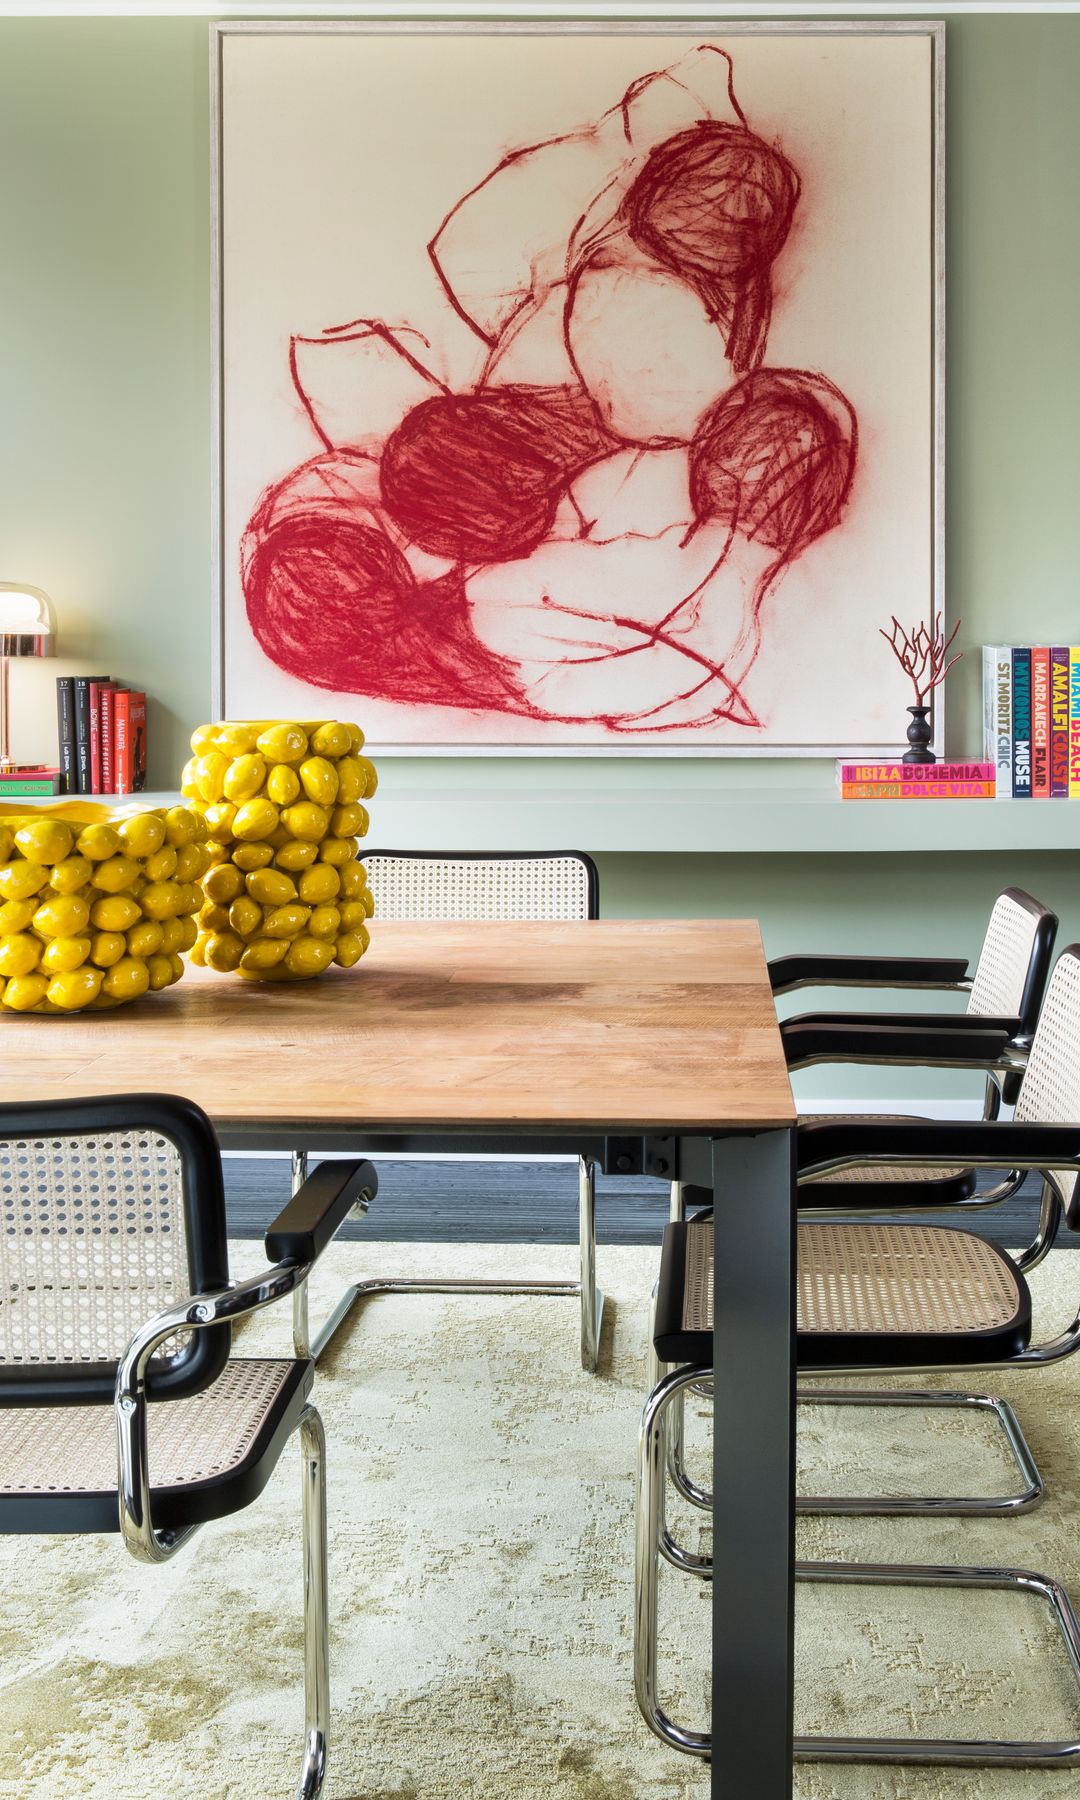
left=981, top=646, right=996, bottom=765
left=992, top=645, right=1013, bottom=798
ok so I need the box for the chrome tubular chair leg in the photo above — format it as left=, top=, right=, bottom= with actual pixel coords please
left=640, top=1347, right=711, bottom=1578
left=290, top=1151, right=599, bottom=1368
left=794, top=1561, right=1080, bottom=1766
left=646, top=1282, right=710, bottom=1512
left=796, top=1388, right=1044, bottom=1515
left=293, top=1283, right=312, bottom=1360
left=639, top=1392, right=1080, bottom=1766
left=645, top=1286, right=663, bottom=1398
left=663, top=1173, right=710, bottom=1483
left=296, top=1403, right=329, bottom=1800
left=635, top=1365, right=713, bottom=1760
left=578, top=1154, right=604, bottom=1372
left=1014, top=1178, right=1064, bottom=1275
left=306, top=1275, right=581, bottom=1362
left=649, top=1345, right=1043, bottom=1520
left=667, top=1388, right=710, bottom=1510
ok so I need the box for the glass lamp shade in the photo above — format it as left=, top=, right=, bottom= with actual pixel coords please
left=0, top=583, right=57, bottom=657
left=0, top=584, right=57, bottom=769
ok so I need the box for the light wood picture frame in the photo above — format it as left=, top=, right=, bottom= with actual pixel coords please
left=212, top=16, right=945, bottom=758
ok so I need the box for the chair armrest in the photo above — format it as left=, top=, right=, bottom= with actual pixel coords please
left=264, top=1159, right=378, bottom=1267
left=782, top=1019, right=1014, bottom=1072
left=798, top=1117, right=1080, bottom=1183
left=115, top=1255, right=316, bottom=1564
left=784, top=1007, right=1023, bottom=1037
left=116, top=1161, right=377, bottom=1563
left=769, top=953, right=971, bottom=996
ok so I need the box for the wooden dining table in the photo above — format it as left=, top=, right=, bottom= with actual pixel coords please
left=1, top=917, right=797, bottom=1799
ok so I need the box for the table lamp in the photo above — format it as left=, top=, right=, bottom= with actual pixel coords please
left=0, top=583, right=56, bottom=771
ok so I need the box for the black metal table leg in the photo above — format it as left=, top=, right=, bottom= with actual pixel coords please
left=710, top=1128, right=797, bottom=1798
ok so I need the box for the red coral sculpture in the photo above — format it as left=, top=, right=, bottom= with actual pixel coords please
left=879, top=613, right=961, bottom=705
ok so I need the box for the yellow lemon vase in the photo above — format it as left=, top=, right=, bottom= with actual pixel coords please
left=182, top=720, right=376, bottom=981
left=0, top=801, right=211, bottom=1014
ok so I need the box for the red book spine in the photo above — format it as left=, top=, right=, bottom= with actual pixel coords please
left=130, top=693, right=147, bottom=791
left=115, top=691, right=147, bottom=795
left=1032, top=647, right=1051, bottom=797
left=100, top=685, right=116, bottom=795
left=114, top=691, right=131, bottom=795
left=88, top=681, right=105, bottom=794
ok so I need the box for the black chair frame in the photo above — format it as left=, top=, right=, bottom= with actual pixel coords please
left=0, top=1094, right=377, bottom=1800
left=637, top=1113, right=1080, bottom=1766
left=289, top=848, right=608, bottom=1373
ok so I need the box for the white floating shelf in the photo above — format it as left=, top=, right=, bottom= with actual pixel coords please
left=69, top=788, right=1080, bottom=855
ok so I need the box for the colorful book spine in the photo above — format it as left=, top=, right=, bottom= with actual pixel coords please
left=130, top=693, right=148, bottom=792
left=1031, top=646, right=1051, bottom=798
left=841, top=782, right=995, bottom=800
left=114, top=690, right=147, bottom=795
left=1071, top=649, right=1080, bottom=800
left=88, top=680, right=106, bottom=794
left=992, top=646, right=1013, bottom=799
left=1011, top=647, right=1032, bottom=799
left=837, top=763, right=994, bottom=783
left=100, top=684, right=117, bottom=795
left=114, top=692, right=131, bottom=795
left=977, top=643, right=1080, bottom=798
left=0, top=770, right=63, bottom=797
left=55, top=676, right=76, bottom=794
left=1051, top=648, right=1071, bottom=798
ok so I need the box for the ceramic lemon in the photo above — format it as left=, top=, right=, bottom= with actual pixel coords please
left=183, top=720, right=376, bottom=981
left=0, top=801, right=210, bottom=1014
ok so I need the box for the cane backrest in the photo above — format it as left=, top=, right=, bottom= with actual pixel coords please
left=0, top=1097, right=230, bottom=1404
left=0, top=1129, right=188, bottom=1366
left=967, top=889, right=1056, bottom=1035
left=1014, top=948, right=1080, bottom=1218
left=364, top=850, right=599, bottom=922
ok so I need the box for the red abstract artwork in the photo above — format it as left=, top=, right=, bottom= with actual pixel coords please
left=239, top=44, right=860, bottom=740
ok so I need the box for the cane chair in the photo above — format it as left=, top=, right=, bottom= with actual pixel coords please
left=757, top=887, right=1058, bottom=1224
left=0, top=1093, right=377, bottom=1800
left=289, top=849, right=606, bottom=1372
left=662, top=894, right=1060, bottom=1522
left=635, top=946, right=1080, bottom=1765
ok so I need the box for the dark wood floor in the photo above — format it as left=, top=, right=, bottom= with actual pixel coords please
left=225, top=1157, right=1057, bottom=1247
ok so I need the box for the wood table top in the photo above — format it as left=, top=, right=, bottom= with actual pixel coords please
left=0, top=919, right=795, bottom=1134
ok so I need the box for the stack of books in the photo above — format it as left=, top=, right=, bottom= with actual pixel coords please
left=55, top=677, right=147, bottom=796
left=838, top=762, right=996, bottom=800
left=0, top=766, right=65, bottom=799
left=982, top=645, right=1080, bottom=799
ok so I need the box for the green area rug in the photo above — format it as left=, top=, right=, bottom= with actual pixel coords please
left=1, top=1240, right=1079, bottom=1799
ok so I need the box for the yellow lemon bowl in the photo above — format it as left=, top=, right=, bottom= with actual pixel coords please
left=182, top=721, right=376, bottom=982
left=0, top=801, right=210, bottom=1015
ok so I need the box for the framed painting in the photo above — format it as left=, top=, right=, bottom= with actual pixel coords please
left=212, top=17, right=944, bottom=756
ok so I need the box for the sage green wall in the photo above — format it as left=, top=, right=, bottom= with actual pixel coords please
left=2, top=15, right=1078, bottom=1098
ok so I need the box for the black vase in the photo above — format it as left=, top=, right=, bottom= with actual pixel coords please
left=903, top=704, right=936, bottom=764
